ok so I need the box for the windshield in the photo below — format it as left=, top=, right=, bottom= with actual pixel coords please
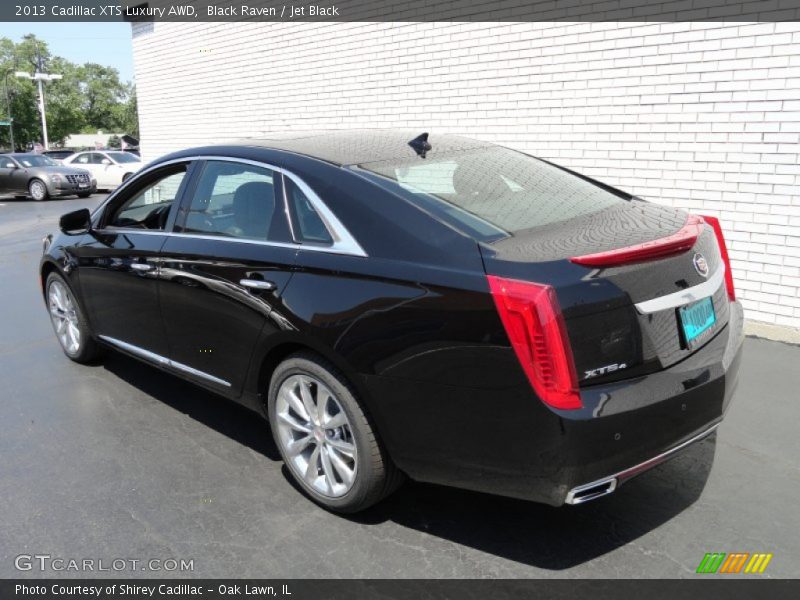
left=16, top=155, right=58, bottom=167
left=107, top=152, right=140, bottom=164
left=357, top=146, right=629, bottom=241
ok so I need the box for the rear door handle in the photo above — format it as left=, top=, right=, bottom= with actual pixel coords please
left=240, top=279, right=276, bottom=291
left=131, top=263, right=153, bottom=272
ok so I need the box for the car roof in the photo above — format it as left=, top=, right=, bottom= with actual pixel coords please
left=234, top=129, right=492, bottom=166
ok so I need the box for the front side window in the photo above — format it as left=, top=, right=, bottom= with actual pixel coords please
left=181, top=161, right=288, bottom=242
left=106, top=167, right=187, bottom=230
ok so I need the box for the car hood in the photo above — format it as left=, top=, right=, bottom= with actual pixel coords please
left=33, top=165, right=92, bottom=176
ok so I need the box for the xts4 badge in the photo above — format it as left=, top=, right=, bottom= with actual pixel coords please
left=584, top=362, right=628, bottom=379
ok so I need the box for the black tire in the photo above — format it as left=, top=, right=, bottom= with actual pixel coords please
left=77, top=192, right=92, bottom=198
left=29, top=178, right=49, bottom=201
left=45, top=272, right=105, bottom=364
left=122, top=172, right=133, bottom=182
left=268, top=352, right=403, bottom=513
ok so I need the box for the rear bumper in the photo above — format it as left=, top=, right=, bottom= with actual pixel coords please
left=364, top=300, right=744, bottom=506
left=564, top=421, right=719, bottom=504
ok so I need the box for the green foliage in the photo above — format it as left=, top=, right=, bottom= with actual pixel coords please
left=0, top=34, right=138, bottom=150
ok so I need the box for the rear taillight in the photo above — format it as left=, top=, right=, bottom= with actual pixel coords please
left=700, top=215, right=736, bottom=301
left=487, top=275, right=581, bottom=410
left=569, top=214, right=704, bottom=267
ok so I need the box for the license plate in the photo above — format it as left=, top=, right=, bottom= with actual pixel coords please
left=679, top=296, right=716, bottom=346
left=78, top=183, right=88, bottom=188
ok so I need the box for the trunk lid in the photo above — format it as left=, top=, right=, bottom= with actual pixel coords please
left=480, top=200, right=729, bottom=387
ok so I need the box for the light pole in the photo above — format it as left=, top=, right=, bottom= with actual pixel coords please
left=2, top=71, right=14, bottom=151
left=15, top=50, right=61, bottom=151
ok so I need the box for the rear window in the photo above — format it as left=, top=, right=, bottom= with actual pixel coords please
left=357, top=146, right=628, bottom=241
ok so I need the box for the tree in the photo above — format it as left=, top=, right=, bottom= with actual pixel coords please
left=0, top=34, right=137, bottom=149
left=81, top=63, right=130, bottom=133
left=121, top=85, right=139, bottom=139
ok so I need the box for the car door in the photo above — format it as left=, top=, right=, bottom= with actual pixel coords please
left=4, top=156, right=29, bottom=193
left=96, top=152, right=123, bottom=187
left=88, top=153, right=112, bottom=187
left=74, top=161, right=194, bottom=358
left=0, top=155, right=12, bottom=194
left=158, top=158, right=298, bottom=394
left=70, top=152, right=97, bottom=184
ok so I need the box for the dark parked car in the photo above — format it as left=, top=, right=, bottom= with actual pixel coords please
left=43, top=149, right=78, bottom=163
left=39, top=130, right=743, bottom=512
left=1, top=153, right=96, bottom=200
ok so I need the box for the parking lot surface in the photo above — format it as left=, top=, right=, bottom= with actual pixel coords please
left=1, top=194, right=799, bottom=578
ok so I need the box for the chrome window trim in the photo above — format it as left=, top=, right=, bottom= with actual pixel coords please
left=92, top=155, right=367, bottom=258
left=99, top=335, right=231, bottom=388
left=634, top=264, right=725, bottom=314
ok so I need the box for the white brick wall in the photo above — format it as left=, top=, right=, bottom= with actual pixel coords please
left=132, top=21, right=800, bottom=329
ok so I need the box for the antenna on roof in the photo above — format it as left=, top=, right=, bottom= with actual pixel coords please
left=408, top=133, right=432, bottom=158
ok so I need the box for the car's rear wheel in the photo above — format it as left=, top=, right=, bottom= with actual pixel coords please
left=122, top=172, right=133, bottom=183
left=46, top=272, right=103, bottom=363
left=268, top=352, right=402, bottom=513
left=29, top=178, right=48, bottom=201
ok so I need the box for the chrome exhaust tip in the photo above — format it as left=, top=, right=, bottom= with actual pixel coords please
left=565, top=477, right=618, bottom=505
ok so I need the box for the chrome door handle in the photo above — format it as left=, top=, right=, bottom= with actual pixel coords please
left=131, top=263, right=153, bottom=272
left=240, top=279, right=276, bottom=291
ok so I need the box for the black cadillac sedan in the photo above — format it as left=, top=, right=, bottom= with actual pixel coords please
left=40, top=130, right=743, bottom=512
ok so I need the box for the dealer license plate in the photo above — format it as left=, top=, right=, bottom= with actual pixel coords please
left=679, top=296, right=716, bottom=346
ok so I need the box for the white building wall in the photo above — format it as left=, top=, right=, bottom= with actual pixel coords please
left=132, top=21, right=800, bottom=329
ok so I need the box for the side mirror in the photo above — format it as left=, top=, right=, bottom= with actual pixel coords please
left=101, top=158, right=112, bottom=165
left=59, top=208, right=92, bottom=235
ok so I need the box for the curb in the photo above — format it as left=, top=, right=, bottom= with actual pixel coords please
left=744, top=320, right=800, bottom=346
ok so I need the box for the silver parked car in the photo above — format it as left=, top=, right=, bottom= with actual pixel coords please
left=0, top=153, right=96, bottom=200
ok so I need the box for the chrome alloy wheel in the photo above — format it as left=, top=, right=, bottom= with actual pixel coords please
left=48, top=280, right=81, bottom=355
left=275, top=374, right=358, bottom=497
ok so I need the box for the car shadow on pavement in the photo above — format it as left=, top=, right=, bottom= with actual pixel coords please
left=348, top=439, right=716, bottom=570
left=102, top=351, right=715, bottom=570
left=102, top=352, right=282, bottom=461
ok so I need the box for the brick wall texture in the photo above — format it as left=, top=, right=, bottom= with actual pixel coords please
left=132, top=21, right=800, bottom=329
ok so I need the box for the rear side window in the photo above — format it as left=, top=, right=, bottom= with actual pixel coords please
left=180, top=160, right=289, bottom=242
left=358, top=146, right=628, bottom=241
left=285, top=177, right=333, bottom=245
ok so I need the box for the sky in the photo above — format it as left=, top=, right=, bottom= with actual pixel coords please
left=3, top=22, right=135, bottom=83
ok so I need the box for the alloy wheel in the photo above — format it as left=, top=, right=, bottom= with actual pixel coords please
left=48, top=280, right=81, bottom=355
left=30, top=180, right=47, bottom=201
left=275, top=374, right=358, bottom=497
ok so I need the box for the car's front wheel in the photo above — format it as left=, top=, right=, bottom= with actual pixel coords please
left=45, top=272, right=103, bottom=363
left=268, top=352, right=403, bottom=513
left=29, top=178, right=49, bottom=201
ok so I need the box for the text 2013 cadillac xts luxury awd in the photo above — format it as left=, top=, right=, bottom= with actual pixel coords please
left=40, top=130, right=743, bottom=512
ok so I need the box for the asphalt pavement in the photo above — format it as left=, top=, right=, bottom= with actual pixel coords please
left=0, top=194, right=798, bottom=578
